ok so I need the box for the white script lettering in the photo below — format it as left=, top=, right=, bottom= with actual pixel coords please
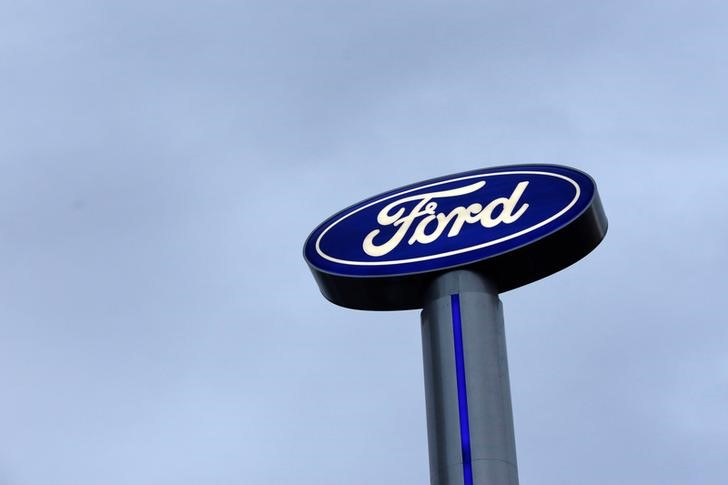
left=362, top=181, right=530, bottom=257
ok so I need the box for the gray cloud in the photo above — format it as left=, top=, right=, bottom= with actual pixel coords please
left=1, top=1, right=727, bottom=484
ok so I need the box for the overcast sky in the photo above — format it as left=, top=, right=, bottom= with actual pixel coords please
left=1, top=1, right=727, bottom=484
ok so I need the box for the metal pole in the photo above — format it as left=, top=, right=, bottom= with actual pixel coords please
left=421, top=270, right=519, bottom=485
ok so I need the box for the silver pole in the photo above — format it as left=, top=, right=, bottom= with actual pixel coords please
left=421, top=270, right=519, bottom=485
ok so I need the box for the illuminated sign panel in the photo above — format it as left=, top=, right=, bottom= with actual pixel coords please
left=304, top=164, right=607, bottom=310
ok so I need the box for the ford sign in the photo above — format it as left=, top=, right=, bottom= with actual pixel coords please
left=304, top=164, right=607, bottom=310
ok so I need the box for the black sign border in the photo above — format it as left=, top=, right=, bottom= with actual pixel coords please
left=304, top=166, right=608, bottom=310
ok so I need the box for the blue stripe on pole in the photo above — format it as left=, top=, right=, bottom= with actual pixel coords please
left=451, top=294, right=473, bottom=485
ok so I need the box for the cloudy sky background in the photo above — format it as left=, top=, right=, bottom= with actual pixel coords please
left=1, top=1, right=727, bottom=484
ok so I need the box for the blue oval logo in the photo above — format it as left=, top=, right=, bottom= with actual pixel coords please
left=304, top=165, right=596, bottom=278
